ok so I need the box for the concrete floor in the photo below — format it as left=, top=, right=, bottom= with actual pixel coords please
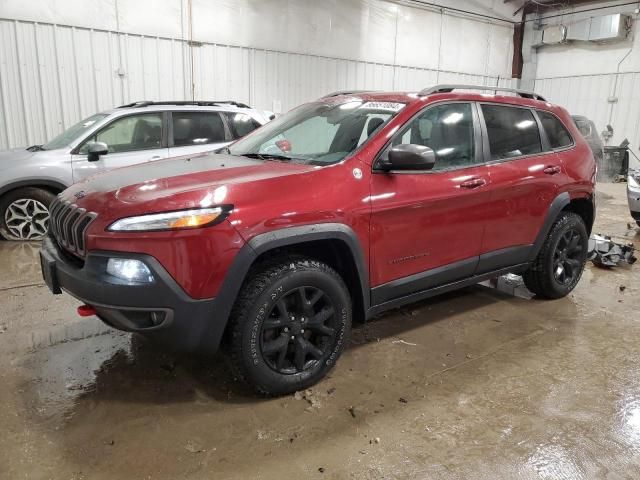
left=0, top=183, right=638, bottom=480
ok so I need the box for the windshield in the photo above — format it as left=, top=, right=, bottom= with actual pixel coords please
left=228, top=100, right=405, bottom=165
left=42, top=113, right=109, bottom=150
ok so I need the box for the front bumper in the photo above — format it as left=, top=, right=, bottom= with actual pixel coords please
left=40, top=237, right=222, bottom=353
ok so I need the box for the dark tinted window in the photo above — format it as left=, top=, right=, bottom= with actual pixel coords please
left=538, top=111, right=573, bottom=149
left=388, top=103, right=475, bottom=170
left=573, top=118, right=592, bottom=137
left=172, top=112, right=226, bottom=146
left=481, top=105, right=541, bottom=160
left=223, top=112, right=261, bottom=139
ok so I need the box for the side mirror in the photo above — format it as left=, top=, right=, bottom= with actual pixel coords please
left=379, top=144, right=436, bottom=171
left=87, top=142, right=109, bottom=162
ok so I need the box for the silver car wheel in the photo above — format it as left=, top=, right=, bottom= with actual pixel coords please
left=4, top=198, right=50, bottom=240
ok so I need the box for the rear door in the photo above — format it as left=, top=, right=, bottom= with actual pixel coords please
left=477, top=103, right=569, bottom=273
left=71, top=112, right=169, bottom=182
left=168, top=111, right=230, bottom=156
left=369, top=102, right=491, bottom=305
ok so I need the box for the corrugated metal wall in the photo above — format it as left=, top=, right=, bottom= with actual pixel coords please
left=535, top=72, right=640, bottom=155
left=0, top=18, right=514, bottom=150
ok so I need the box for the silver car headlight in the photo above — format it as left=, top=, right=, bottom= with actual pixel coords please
left=108, top=206, right=231, bottom=232
left=629, top=172, right=640, bottom=189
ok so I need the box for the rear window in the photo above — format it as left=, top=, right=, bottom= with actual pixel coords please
left=574, top=118, right=592, bottom=137
left=538, top=111, right=573, bottom=149
left=172, top=112, right=226, bottom=146
left=223, top=112, right=262, bottom=139
left=481, top=104, right=542, bottom=160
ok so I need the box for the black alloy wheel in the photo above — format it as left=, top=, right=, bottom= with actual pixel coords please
left=228, top=257, right=351, bottom=395
left=260, top=286, right=337, bottom=374
left=552, top=228, right=584, bottom=286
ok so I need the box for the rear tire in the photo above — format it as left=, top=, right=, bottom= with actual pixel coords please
left=228, top=257, right=351, bottom=396
left=523, top=212, right=588, bottom=299
left=0, top=187, right=55, bottom=241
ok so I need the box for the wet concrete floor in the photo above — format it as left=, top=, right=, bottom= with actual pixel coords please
left=1, top=183, right=639, bottom=479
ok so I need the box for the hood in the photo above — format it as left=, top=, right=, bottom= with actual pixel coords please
left=0, top=147, right=37, bottom=168
left=64, top=152, right=317, bottom=219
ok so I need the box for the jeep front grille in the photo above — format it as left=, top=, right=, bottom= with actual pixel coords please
left=49, top=197, right=96, bottom=256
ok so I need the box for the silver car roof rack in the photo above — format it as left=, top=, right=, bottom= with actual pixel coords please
left=117, top=100, right=251, bottom=109
left=418, top=84, right=547, bottom=102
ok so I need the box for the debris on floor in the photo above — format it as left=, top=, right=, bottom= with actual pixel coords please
left=392, top=339, right=417, bottom=346
left=480, top=273, right=533, bottom=299
left=588, top=234, right=637, bottom=267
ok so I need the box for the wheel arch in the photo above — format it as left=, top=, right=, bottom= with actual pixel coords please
left=562, top=195, right=595, bottom=235
left=0, top=179, right=68, bottom=199
left=529, top=191, right=595, bottom=262
left=205, top=223, right=370, bottom=352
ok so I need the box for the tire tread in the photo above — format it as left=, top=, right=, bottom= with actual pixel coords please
left=523, top=211, right=587, bottom=299
left=227, top=256, right=350, bottom=395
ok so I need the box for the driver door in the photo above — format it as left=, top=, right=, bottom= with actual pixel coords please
left=369, top=102, right=491, bottom=304
left=72, top=112, right=169, bottom=183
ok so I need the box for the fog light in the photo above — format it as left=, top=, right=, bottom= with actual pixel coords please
left=106, top=258, right=154, bottom=283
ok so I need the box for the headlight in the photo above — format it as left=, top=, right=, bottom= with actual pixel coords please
left=106, top=258, right=154, bottom=283
left=108, top=207, right=230, bottom=232
left=629, top=173, right=640, bottom=188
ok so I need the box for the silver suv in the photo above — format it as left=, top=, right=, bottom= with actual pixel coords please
left=0, top=101, right=271, bottom=240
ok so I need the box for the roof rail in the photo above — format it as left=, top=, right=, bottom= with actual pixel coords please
left=418, top=84, right=547, bottom=102
left=321, top=90, right=376, bottom=99
left=117, top=100, right=251, bottom=109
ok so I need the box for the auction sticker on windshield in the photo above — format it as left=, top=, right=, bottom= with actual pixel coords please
left=361, top=102, right=405, bottom=112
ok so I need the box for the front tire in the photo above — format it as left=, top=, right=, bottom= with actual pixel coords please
left=228, top=257, right=352, bottom=396
left=523, top=212, right=588, bottom=299
left=0, top=187, right=55, bottom=241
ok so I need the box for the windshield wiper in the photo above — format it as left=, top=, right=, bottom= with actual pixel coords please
left=241, top=153, right=293, bottom=161
left=26, top=145, right=45, bottom=152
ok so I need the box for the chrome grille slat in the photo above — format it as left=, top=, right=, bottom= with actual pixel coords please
left=49, top=199, right=63, bottom=238
left=49, top=196, right=96, bottom=256
left=57, top=203, right=73, bottom=246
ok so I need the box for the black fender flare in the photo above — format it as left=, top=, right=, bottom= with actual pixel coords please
left=202, top=223, right=370, bottom=351
left=527, top=192, right=571, bottom=262
left=0, top=179, right=69, bottom=198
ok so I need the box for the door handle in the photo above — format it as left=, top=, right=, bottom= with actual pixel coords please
left=543, top=165, right=561, bottom=175
left=459, top=177, right=487, bottom=189
left=149, top=155, right=162, bottom=160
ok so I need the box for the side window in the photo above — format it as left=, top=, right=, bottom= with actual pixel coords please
left=481, top=105, right=542, bottom=160
left=80, top=113, right=163, bottom=154
left=172, top=112, right=227, bottom=146
left=387, top=103, right=475, bottom=171
left=538, top=110, right=573, bottom=149
left=223, top=112, right=262, bottom=139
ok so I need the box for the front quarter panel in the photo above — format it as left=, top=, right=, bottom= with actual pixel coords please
left=85, top=217, right=246, bottom=300
left=0, top=149, right=72, bottom=195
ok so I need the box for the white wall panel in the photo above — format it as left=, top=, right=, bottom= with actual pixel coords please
left=0, top=0, right=517, bottom=150
left=191, top=0, right=398, bottom=64
left=0, top=0, right=118, bottom=31
left=528, top=1, right=640, bottom=167
left=535, top=73, right=640, bottom=167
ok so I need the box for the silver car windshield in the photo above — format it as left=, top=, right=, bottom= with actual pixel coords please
left=42, top=113, right=109, bottom=150
left=228, top=100, right=405, bottom=165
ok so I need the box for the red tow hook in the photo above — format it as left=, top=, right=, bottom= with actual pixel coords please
left=77, top=305, right=97, bottom=317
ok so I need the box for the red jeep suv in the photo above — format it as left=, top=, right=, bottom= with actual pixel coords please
left=40, top=85, right=596, bottom=395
